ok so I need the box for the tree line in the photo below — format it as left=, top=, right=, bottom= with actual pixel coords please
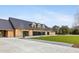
left=52, top=25, right=79, bottom=35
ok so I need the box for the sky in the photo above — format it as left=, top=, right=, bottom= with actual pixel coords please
left=0, top=5, right=79, bottom=27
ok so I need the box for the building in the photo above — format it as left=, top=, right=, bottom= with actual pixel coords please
left=0, top=17, right=55, bottom=37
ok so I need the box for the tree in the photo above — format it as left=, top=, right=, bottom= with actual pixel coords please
left=59, top=26, right=70, bottom=34
left=71, top=28, right=79, bottom=34
left=52, top=25, right=60, bottom=34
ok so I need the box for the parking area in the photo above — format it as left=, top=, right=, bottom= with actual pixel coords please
left=0, top=38, right=79, bottom=53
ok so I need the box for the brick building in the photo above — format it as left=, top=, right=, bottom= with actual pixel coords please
left=0, top=17, right=55, bottom=37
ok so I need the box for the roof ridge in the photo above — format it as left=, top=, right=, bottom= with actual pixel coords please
left=0, top=18, right=8, bottom=21
left=9, top=17, right=32, bottom=23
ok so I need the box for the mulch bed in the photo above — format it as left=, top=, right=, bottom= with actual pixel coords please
left=72, top=44, right=79, bottom=48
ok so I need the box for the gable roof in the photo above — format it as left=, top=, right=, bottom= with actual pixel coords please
left=0, top=17, right=52, bottom=31
left=9, top=17, right=51, bottom=30
left=0, top=19, right=13, bottom=30
left=9, top=17, right=32, bottom=29
left=8, top=17, right=52, bottom=31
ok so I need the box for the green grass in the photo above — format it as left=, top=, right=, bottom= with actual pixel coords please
left=32, top=36, right=79, bottom=44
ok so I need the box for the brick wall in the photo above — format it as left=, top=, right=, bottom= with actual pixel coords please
left=7, top=30, right=14, bottom=37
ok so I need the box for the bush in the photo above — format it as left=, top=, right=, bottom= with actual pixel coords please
left=71, top=29, right=79, bottom=34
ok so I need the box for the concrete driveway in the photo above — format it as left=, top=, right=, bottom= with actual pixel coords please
left=0, top=38, right=79, bottom=53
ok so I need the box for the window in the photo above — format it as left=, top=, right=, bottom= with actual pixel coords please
left=31, top=23, right=46, bottom=28
left=42, top=24, right=46, bottom=28
left=31, top=23, right=36, bottom=28
left=33, top=31, right=45, bottom=36
left=37, top=24, right=41, bottom=28
left=23, top=31, right=29, bottom=37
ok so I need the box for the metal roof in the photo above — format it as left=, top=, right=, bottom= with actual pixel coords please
left=9, top=17, right=32, bottom=29
left=0, top=19, right=13, bottom=30
left=0, top=17, right=52, bottom=31
left=9, top=17, right=50, bottom=30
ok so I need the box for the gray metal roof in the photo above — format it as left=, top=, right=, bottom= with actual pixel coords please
left=0, top=19, right=13, bottom=30
left=9, top=17, right=32, bottom=29
left=8, top=17, right=52, bottom=31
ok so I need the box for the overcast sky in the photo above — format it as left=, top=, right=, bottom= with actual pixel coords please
left=0, top=5, right=79, bottom=27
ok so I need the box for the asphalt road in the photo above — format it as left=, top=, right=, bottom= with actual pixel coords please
left=0, top=38, right=79, bottom=53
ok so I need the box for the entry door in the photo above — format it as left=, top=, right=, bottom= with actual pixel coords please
left=23, top=31, right=29, bottom=37
left=47, top=32, right=49, bottom=35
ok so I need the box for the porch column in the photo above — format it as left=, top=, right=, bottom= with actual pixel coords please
left=45, top=31, right=47, bottom=35
left=15, top=29, right=23, bottom=37
left=29, top=30, right=33, bottom=36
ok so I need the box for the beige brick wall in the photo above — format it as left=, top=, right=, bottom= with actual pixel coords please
left=29, top=30, right=33, bottom=36
left=7, top=30, right=14, bottom=37
left=7, top=29, right=55, bottom=37
left=45, top=31, right=55, bottom=35
left=11, top=29, right=55, bottom=37
left=15, top=29, right=23, bottom=37
left=49, top=31, right=55, bottom=35
left=28, top=30, right=55, bottom=36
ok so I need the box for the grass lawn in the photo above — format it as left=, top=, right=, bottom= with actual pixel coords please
left=32, top=35, right=79, bottom=44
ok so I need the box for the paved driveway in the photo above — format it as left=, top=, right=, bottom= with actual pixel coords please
left=0, top=38, right=79, bottom=53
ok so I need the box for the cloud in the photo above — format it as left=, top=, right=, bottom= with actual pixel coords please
left=24, top=11, right=74, bottom=27
left=45, top=11, right=73, bottom=22
left=12, top=10, right=74, bottom=27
